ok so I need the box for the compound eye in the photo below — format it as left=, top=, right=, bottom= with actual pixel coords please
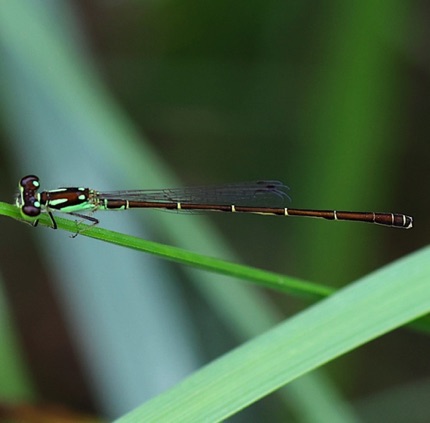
left=22, top=203, right=41, bottom=217
left=19, top=175, right=40, bottom=190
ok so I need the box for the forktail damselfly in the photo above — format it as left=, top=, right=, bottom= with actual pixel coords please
left=16, top=175, right=413, bottom=230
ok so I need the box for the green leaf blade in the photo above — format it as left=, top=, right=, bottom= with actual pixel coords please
left=116, top=246, right=430, bottom=422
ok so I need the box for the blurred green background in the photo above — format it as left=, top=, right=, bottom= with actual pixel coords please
left=0, top=1, right=428, bottom=422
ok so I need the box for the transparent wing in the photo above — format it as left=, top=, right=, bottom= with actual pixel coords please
left=98, top=180, right=290, bottom=206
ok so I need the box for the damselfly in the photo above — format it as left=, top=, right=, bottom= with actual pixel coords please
left=16, top=175, right=413, bottom=230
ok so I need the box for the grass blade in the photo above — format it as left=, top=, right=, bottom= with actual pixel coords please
left=116, top=246, right=430, bottom=422
left=1, top=202, right=332, bottom=299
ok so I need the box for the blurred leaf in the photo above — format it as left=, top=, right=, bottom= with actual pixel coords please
left=116, top=246, right=430, bottom=422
